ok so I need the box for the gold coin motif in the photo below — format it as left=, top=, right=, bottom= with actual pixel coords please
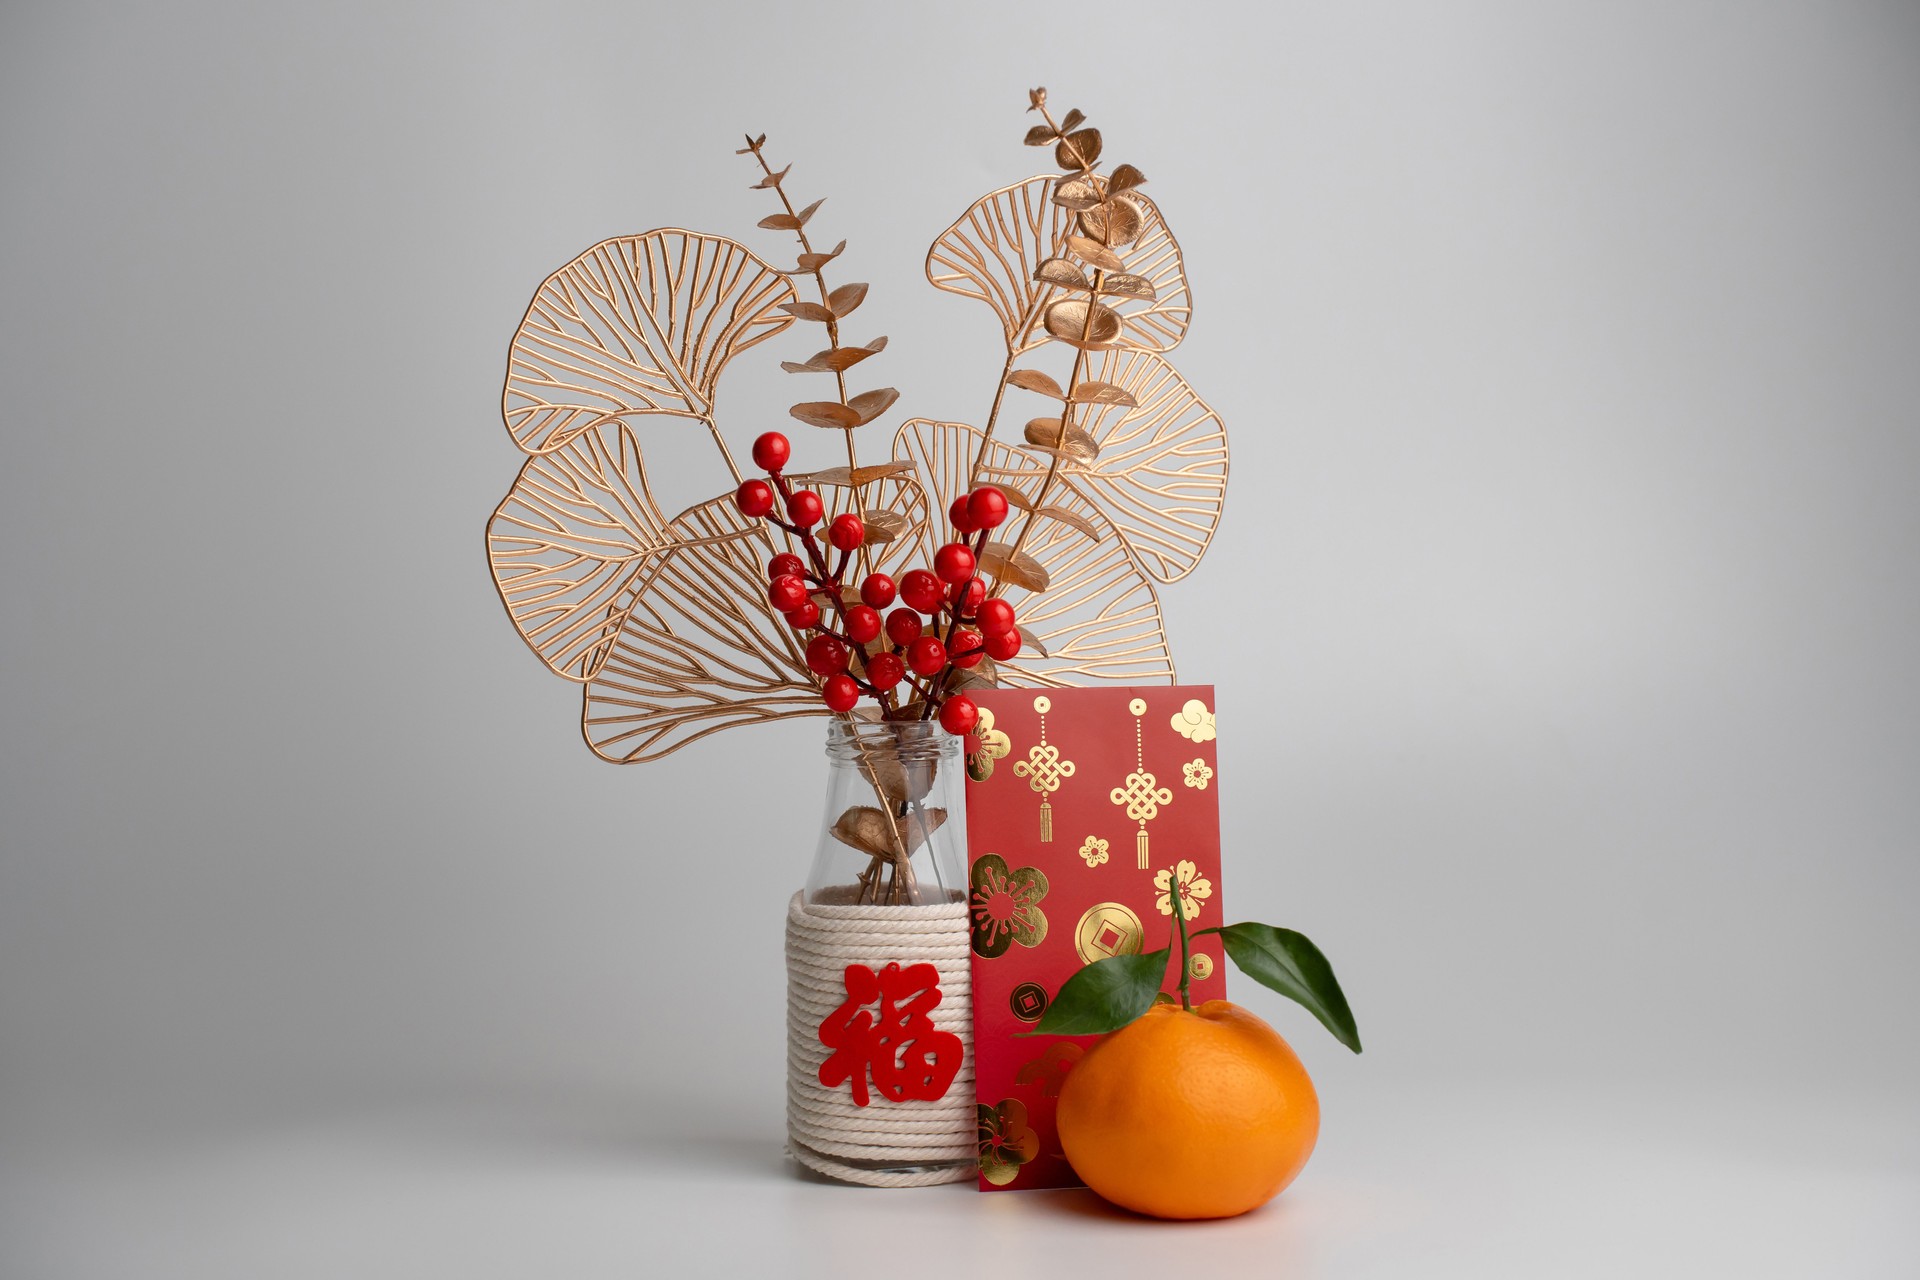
left=1073, top=902, right=1145, bottom=965
left=1128, top=697, right=1148, bottom=716
left=1187, top=952, right=1214, bottom=980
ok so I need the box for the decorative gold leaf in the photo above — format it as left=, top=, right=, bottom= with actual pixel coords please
left=1066, top=348, right=1228, bottom=583
left=488, top=423, right=680, bottom=680
left=1108, top=163, right=1147, bottom=193
left=978, top=541, right=1051, bottom=592
left=1033, top=505, right=1103, bottom=542
left=830, top=805, right=947, bottom=858
left=1023, top=416, right=1099, bottom=463
left=1023, top=124, right=1057, bottom=146
left=582, top=472, right=929, bottom=761
left=848, top=386, right=900, bottom=424
left=1035, top=257, right=1091, bottom=291
left=1016, top=625, right=1050, bottom=658
left=790, top=400, right=861, bottom=429
left=780, top=336, right=888, bottom=374
left=1059, top=108, right=1086, bottom=133
left=503, top=231, right=796, bottom=453
left=1054, top=128, right=1102, bottom=170
left=750, top=164, right=790, bottom=190
left=1043, top=298, right=1123, bottom=348
left=1065, top=235, right=1126, bottom=273
left=792, top=460, right=918, bottom=487
left=813, top=506, right=909, bottom=547
left=892, top=419, right=1174, bottom=686
left=1071, top=380, right=1136, bottom=407
left=795, top=239, right=846, bottom=272
left=1096, top=271, right=1157, bottom=302
left=926, top=175, right=1189, bottom=356
left=828, top=282, right=868, bottom=316
left=779, top=301, right=835, bottom=322
left=1006, top=368, right=1065, bottom=398
left=1052, top=178, right=1103, bottom=211
left=1079, top=195, right=1145, bottom=248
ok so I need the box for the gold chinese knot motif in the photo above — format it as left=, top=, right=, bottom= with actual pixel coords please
left=1110, top=697, right=1172, bottom=868
left=1012, top=695, right=1075, bottom=842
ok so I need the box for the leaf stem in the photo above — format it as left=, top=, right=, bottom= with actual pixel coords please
left=1169, top=872, right=1193, bottom=1012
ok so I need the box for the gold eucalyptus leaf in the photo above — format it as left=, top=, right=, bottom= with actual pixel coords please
left=1054, top=127, right=1102, bottom=170
left=1064, top=235, right=1127, bottom=273
left=795, top=239, right=847, bottom=272
left=1023, top=417, right=1099, bottom=463
left=1006, top=368, right=1065, bottom=399
left=1107, top=163, right=1148, bottom=193
left=749, top=164, right=790, bottom=190
left=792, top=460, right=919, bottom=487
left=1059, top=108, right=1086, bottom=132
left=1079, top=195, right=1145, bottom=248
left=1023, top=124, right=1057, bottom=146
left=1043, top=298, right=1123, bottom=349
left=979, top=541, right=1052, bottom=593
left=1034, top=257, right=1091, bottom=291
left=790, top=401, right=862, bottom=430
left=1052, top=177, right=1103, bottom=211
left=1070, top=380, right=1137, bottom=407
left=1034, top=505, right=1103, bottom=542
left=848, top=386, right=900, bottom=424
left=1016, top=625, right=1050, bottom=658
left=831, top=806, right=902, bottom=858
left=828, top=282, right=868, bottom=316
left=1095, top=272, right=1158, bottom=302
left=779, top=301, right=835, bottom=322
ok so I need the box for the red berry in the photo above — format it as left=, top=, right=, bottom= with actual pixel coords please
left=906, top=635, right=948, bottom=678
left=784, top=600, right=821, bottom=630
left=821, top=673, right=859, bottom=713
left=866, top=652, right=905, bottom=691
left=950, top=628, right=984, bottom=668
left=767, top=552, right=806, bottom=581
left=976, top=597, right=1016, bottom=635
left=735, top=479, right=775, bottom=518
left=934, top=542, right=976, bottom=584
left=844, top=605, right=881, bottom=645
left=939, top=694, right=979, bottom=735
left=948, top=578, right=986, bottom=615
left=968, top=486, right=1010, bottom=530
left=806, top=634, right=850, bottom=676
left=984, top=627, right=1022, bottom=661
left=752, top=431, right=791, bottom=473
left=948, top=495, right=979, bottom=534
left=767, top=574, right=809, bottom=613
left=828, top=513, right=865, bottom=551
left=786, top=490, right=824, bottom=528
left=885, top=607, right=924, bottom=648
left=899, top=569, right=944, bottom=614
left=860, top=574, right=897, bottom=609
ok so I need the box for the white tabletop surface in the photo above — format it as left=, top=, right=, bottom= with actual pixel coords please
left=7, top=1081, right=1915, bottom=1279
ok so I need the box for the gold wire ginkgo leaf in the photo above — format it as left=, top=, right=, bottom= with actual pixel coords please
left=487, top=423, right=675, bottom=680
left=581, top=473, right=932, bottom=762
left=503, top=230, right=796, bottom=454
left=1054, top=348, right=1229, bottom=583
left=925, top=176, right=1191, bottom=357
left=893, top=418, right=1175, bottom=686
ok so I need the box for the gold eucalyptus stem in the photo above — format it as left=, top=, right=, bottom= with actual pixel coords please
left=989, top=99, right=1107, bottom=594
left=745, top=137, right=871, bottom=578
left=968, top=352, right=1017, bottom=486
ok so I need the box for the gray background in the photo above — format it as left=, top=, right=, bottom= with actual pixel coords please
left=2, top=1, right=1916, bottom=1276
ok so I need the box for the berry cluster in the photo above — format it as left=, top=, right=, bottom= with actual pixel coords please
left=734, top=431, right=1024, bottom=736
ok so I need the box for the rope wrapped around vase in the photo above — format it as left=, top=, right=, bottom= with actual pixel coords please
left=785, top=891, right=975, bottom=1187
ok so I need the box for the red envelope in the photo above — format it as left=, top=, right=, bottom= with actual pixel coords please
left=963, top=685, right=1224, bottom=1191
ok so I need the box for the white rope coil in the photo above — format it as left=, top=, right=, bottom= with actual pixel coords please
left=785, top=890, right=975, bottom=1187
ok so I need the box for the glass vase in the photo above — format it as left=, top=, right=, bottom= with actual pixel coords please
left=804, top=719, right=968, bottom=907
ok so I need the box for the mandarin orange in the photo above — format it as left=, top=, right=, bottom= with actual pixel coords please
left=1055, top=999, right=1319, bottom=1219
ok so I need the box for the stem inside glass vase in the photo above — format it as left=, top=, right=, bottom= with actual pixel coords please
left=805, top=718, right=968, bottom=906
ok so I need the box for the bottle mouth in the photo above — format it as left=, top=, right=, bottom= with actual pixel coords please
left=824, top=717, right=960, bottom=764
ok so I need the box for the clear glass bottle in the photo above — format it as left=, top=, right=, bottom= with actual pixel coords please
left=804, top=719, right=968, bottom=906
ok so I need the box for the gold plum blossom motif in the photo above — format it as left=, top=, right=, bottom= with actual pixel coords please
left=1153, top=859, right=1213, bottom=922
left=1078, top=835, right=1110, bottom=868
left=967, top=708, right=1012, bottom=781
left=978, top=1098, right=1040, bottom=1186
left=1170, top=698, right=1215, bottom=742
left=1182, top=758, right=1213, bottom=790
left=1014, top=1041, right=1084, bottom=1098
left=969, top=854, right=1050, bottom=959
